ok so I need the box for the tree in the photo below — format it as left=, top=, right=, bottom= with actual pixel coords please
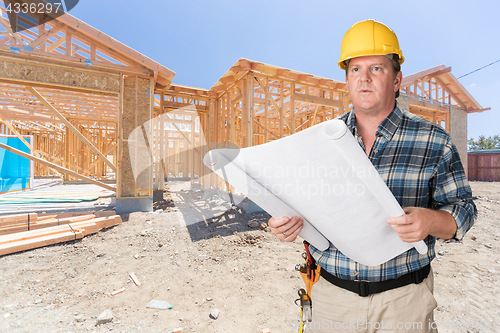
left=468, top=135, right=500, bottom=151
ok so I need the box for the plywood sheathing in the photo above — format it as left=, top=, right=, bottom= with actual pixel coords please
left=0, top=57, right=120, bottom=95
left=137, top=78, right=154, bottom=197
left=117, top=75, right=153, bottom=199
left=450, top=107, right=469, bottom=174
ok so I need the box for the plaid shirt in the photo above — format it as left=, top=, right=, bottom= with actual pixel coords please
left=309, top=105, right=477, bottom=282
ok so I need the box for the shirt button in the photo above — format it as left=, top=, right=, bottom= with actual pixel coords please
left=374, top=149, right=379, bottom=153
left=354, top=271, right=358, bottom=275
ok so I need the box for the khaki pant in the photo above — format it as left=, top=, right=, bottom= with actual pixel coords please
left=307, top=267, right=438, bottom=332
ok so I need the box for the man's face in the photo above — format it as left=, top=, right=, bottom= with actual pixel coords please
left=345, top=55, right=402, bottom=116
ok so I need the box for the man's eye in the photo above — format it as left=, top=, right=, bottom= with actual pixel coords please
left=372, top=66, right=381, bottom=71
left=351, top=67, right=359, bottom=72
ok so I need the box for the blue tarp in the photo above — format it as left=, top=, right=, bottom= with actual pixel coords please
left=0, top=136, right=32, bottom=193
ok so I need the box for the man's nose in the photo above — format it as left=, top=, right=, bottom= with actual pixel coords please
left=359, top=69, right=371, bottom=82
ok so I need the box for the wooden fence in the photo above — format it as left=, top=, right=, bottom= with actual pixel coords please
left=468, top=151, right=500, bottom=182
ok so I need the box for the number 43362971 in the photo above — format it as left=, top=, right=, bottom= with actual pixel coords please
left=6, top=2, right=62, bottom=14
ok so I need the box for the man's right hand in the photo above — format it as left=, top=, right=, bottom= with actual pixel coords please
left=268, top=216, right=304, bottom=242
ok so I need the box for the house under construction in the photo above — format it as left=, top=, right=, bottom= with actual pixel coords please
left=0, top=2, right=490, bottom=213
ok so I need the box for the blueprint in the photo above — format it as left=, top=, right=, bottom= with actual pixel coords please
left=203, top=119, right=427, bottom=266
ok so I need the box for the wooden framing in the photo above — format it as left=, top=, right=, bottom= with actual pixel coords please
left=210, top=59, right=345, bottom=148
left=0, top=141, right=115, bottom=191
left=152, top=84, right=212, bottom=190
left=0, top=2, right=487, bottom=207
left=0, top=0, right=174, bottom=209
left=161, top=59, right=487, bottom=190
left=399, top=65, right=490, bottom=171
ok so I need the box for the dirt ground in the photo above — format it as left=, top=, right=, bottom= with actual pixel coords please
left=0, top=181, right=499, bottom=333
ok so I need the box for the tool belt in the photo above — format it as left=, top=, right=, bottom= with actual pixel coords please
left=298, top=242, right=321, bottom=297
left=295, top=241, right=321, bottom=328
left=320, top=263, right=431, bottom=297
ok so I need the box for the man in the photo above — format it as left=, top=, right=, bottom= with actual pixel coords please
left=268, top=20, right=476, bottom=332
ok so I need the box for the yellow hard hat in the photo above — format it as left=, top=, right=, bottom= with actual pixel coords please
left=338, top=19, right=404, bottom=70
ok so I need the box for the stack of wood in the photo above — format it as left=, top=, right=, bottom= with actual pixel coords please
left=0, top=211, right=122, bottom=256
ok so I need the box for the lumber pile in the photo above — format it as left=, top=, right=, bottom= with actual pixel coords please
left=0, top=211, right=121, bottom=256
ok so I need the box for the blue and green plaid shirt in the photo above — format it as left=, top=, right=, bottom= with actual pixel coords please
left=309, top=105, right=477, bottom=282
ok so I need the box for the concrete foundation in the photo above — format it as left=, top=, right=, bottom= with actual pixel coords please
left=153, top=190, right=164, bottom=202
left=116, top=197, right=153, bottom=214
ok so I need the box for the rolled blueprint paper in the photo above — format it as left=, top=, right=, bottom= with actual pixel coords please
left=204, top=151, right=330, bottom=251
left=324, top=120, right=428, bottom=255
left=204, top=118, right=428, bottom=266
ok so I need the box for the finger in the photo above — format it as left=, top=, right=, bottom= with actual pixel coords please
left=275, top=216, right=300, bottom=235
left=390, top=221, right=416, bottom=233
left=283, top=218, right=303, bottom=237
left=387, top=215, right=411, bottom=225
left=282, top=219, right=304, bottom=242
left=391, top=224, right=422, bottom=243
left=271, top=220, right=296, bottom=240
left=269, top=217, right=285, bottom=235
left=269, top=216, right=289, bottom=229
left=281, top=216, right=301, bottom=232
left=393, top=227, right=415, bottom=237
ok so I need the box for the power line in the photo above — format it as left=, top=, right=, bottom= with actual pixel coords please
left=457, top=59, right=500, bottom=79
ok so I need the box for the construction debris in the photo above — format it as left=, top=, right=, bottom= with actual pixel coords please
left=96, top=309, right=114, bottom=325
left=209, top=308, right=219, bottom=320
left=129, top=272, right=141, bottom=286
left=146, top=300, right=173, bottom=310
left=110, top=287, right=126, bottom=296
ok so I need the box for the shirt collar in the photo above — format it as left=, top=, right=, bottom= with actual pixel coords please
left=346, top=104, right=404, bottom=140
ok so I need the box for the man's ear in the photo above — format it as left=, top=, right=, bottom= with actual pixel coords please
left=394, top=71, right=403, bottom=92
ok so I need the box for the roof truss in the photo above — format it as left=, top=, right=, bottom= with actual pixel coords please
left=400, top=65, right=489, bottom=113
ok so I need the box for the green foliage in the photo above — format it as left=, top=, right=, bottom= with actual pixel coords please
left=468, top=135, right=500, bottom=151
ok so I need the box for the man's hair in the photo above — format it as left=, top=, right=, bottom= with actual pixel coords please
left=344, top=54, right=401, bottom=98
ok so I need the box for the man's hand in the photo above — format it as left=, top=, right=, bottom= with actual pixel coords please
left=268, top=216, right=304, bottom=242
left=387, top=207, right=457, bottom=242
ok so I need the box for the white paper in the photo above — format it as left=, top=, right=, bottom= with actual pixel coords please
left=203, top=119, right=427, bottom=266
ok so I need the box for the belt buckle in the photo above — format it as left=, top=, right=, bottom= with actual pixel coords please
left=358, top=281, right=369, bottom=297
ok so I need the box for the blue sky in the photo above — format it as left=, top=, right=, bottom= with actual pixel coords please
left=71, top=0, right=500, bottom=141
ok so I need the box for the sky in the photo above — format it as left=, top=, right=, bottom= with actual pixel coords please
left=70, top=0, right=500, bottom=142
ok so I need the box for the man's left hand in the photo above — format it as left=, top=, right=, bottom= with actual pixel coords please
left=387, top=207, right=457, bottom=242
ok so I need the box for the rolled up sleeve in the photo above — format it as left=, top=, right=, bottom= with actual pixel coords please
left=430, top=140, right=477, bottom=241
